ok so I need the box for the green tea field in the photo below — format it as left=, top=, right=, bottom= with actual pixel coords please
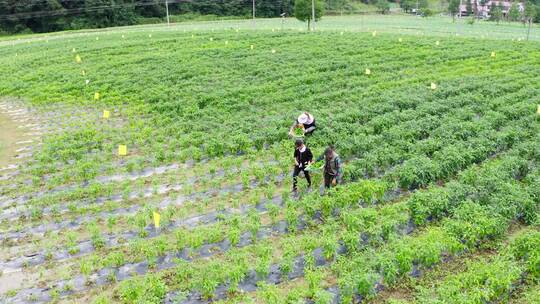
left=0, top=15, right=539, bottom=304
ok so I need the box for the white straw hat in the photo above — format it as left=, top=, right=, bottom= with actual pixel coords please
left=298, top=113, right=311, bottom=124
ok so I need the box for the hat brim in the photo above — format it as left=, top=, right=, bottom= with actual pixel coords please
left=298, top=115, right=309, bottom=124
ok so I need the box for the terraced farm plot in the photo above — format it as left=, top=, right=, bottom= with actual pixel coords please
left=0, top=17, right=539, bottom=304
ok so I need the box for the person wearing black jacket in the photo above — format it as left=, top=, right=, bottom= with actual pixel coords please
left=293, top=139, right=313, bottom=193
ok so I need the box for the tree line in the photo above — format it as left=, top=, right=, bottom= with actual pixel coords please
left=0, top=0, right=284, bottom=33
left=0, top=0, right=373, bottom=34
left=0, top=0, right=537, bottom=34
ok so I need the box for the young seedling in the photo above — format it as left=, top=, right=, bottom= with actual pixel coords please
left=266, top=202, right=280, bottom=225
left=247, top=209, right=261, bottom=242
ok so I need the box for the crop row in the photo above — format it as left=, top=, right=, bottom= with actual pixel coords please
left=411, top=229, right=540, bottom=303
left=2, top=178, right=392, bottom=303
left=2, top=37, right=536, bottom=200
left=0, top=132, right=286, bottom=203
left=3, top=32, right=533, bottom=191
left=7, top=97, right=536, bottom=296
left=281, top=156, right=539, bottom=304
left=49, top=139, right=537, bottom=304
left=5, top=100, right=532, bottom=278
left=0, top=155, right=281, bottom=223
left=7, top=78, right=535, bottom=263
left=4, top=77, right=531, bottom=237
left=0, top=169, right=287, bottom=264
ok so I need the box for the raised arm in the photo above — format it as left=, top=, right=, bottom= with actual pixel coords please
left=304, top=125, right=316, bottom=133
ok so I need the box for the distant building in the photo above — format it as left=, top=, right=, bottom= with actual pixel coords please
left=459, top=0, right=524, bottom=18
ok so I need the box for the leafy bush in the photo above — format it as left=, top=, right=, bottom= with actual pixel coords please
left=116, top=275, right=167, bottom=304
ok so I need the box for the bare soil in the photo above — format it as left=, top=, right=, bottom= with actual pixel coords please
left=0, top=110, right=27, bottom=167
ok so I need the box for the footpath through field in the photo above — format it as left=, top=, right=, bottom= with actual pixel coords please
left=0, top=111, right=23, bottom=168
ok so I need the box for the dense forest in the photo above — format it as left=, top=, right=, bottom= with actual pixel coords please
left=0, top=0, right=538, bottom=34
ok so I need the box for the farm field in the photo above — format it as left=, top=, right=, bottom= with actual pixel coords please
left=0, top=14, right=539, bottom=304
left=1, top=14, right=539, bottom=45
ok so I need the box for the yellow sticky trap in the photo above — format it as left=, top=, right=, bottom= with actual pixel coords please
left=153, top=211, right=160, bottom=229
left=118, top=145, right=127, bottom=156
left=271, top=49, right=276, bottom=53
left=82, top=70, right=86, bottom=76
left=365, top=68, right=371, bottom=75
left=191, top=34, right=194, bottom=38
left=272, top=28, right=275, bottom=32
left=94, top=92, right=100, bottom=100
left=103, top=110, right=110, bottom=119
left=96, top=37, right=99, bottom=41
left=209, top=37, right=213, bottom=41
left=75, top=55, right=82, bottom=63
left=72, top=48, right=76, bottom=53
left=225, top=40, right=228, bottom=45
left=398, top=38, right=403, bottom=42
left=372, top=31, right=377, bottom=37
left=537, top=105, right=540, bottom=115
left=435, top=41, right=440, bottom=46
left=340, top=31, right=344, bottom=35
left=148, top=34, right=152, bottom=38
left=250, top=45, right=254, bottom=50
left=431, top=82, right=437, bottom=90
left=491, top=51, right=496, bottom=57
left=235, top=29, right=239, bottom=33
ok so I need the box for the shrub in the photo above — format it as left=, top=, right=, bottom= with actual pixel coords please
left=116, top=275, right=167, bottom=304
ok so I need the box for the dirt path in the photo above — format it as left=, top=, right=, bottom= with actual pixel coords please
left=0, top=110, right=27, bottom=168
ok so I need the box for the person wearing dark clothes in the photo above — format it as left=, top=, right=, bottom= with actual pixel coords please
left=316, top=146, right=343, bottom=188
left=292, top=139, right=313, bottom=192
left=289, top=112, right=316, bottom=137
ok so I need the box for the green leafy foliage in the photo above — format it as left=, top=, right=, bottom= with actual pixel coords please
left=116, top=275, right=167, bottom=304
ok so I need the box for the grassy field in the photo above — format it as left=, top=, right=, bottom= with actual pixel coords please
left=1, top=14, right=539, bottom=44
left=0, top=14, right=539, bottom=304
